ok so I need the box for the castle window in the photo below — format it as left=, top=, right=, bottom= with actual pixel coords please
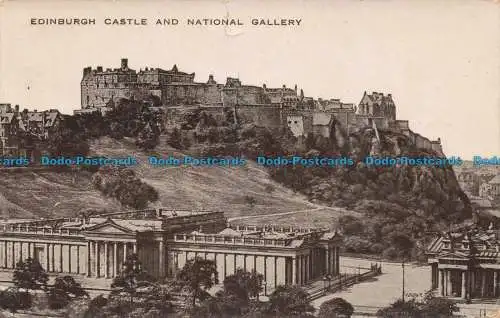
left=288, top=121, right=291, bottom=124
left=294, top=121, right=298, bottom=124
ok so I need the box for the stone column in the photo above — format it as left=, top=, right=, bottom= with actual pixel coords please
left=325, top=248, right=330, bottom=275
left=158, top=241, right=164, bottom=278
left=19, top=242, right=23, bottom=263
left=494, top=271, right=498, bottom=297
left=446, top=270, right=452, bottom=296
left=302, top=255, right=306, bottom=284
left=274, top=256, right=278, bottom=288
left=336, top=247, right=340, bottom=275
left=123, top=243, right=128, bottom=262
left=438, top=269, right=444, bottom=296
left=87, top=241, right=92, bottom=277
left=331, top=247, right=336, bottom=276
left=45, top=243, right=50, bottom=272
left=292, top=257, right=297, bottom=284
left=104, top=242, right=109, bottom=278
left=76, top=246, right=80, bottom=274
left=471, top=271, right=476, bottom=298
left=95, top=242, right=100, bottom=278
left=481, top=271, right=487, bottom=297
left=297, top=256, right=302, bottom=285
left=133, top=243, right=137, bottom=254
left=51, top=244, right=55, bottom=272
left=3, top=241, right=7, bottom=268
left=113, top=242, right=118, bottom=277
left=329, top=248, right=333, bottom=275
left=59, top=244, right=63, bottom=272
left=461, top=271, right=467, bottom=299
left=11, top=242, right=15, bottom=268
left=68, top=245, right=72, bottom=273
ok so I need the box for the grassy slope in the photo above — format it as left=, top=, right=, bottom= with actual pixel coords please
left=90, top=136, right=314, bottom=219
left=0, top=169, right=122, bottom=219
left=1, top=136, right=353, bottom=222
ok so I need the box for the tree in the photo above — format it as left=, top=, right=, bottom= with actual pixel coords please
left=376, top=292, right=459, bottom=318
left=167, top=127, right=183, bottom=149
left=267, top=285, right=315, bottom=317
left=49, top=275, right=89, bottom=309
left=194, top=268, right=263, bottom=318
left=376, top=299, right=421, bottom=318
left=177, top=257, right=218, bottom=307
left=135, top=122, right=160, bottom=151
left=420, top=291, right=459, bottom=317
left=13, top=258, right=48, bottom=290
left=224, top=268, right=263, bottom=301
left=0, top=287, right=32, bottom=313
left=318, top=298, right=354, bottom=318
left=110, top=253, right=155, bottom=305
left=91, top=166, right=159, bottom=209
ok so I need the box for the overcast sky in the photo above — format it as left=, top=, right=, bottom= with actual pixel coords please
left=0, top=0, right=499, bottom=159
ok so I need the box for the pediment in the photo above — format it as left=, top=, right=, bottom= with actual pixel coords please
left=84, top=220, right=133, bottom=234
left=437, top=250, right=471, bottom=260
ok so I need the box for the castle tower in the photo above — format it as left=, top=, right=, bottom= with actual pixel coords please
left=121, top=58, right=128, bottom=70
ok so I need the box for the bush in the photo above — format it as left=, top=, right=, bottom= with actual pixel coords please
left=92, top=167, right=159, bottom=209
left=318, top=297, right=354, bottom=318
left=0, top=287, right=32, bottom=312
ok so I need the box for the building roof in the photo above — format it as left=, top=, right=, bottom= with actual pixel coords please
left=489, top=175, right=500, bottom=185
left=471, top=198, right=493, bottom=208
left=0, top=113, right=15, bottom=124
left=427, top=228, right=500, bottom=259
left=218, top=228, right=242, bottom=237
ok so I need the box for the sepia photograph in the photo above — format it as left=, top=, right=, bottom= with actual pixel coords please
left=0, top=0, right=499, bottom=317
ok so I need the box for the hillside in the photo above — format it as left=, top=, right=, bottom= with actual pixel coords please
left=0, top=135, right=335, bottom=220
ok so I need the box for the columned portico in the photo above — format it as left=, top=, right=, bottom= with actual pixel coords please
left=427, top=228, right=500, bottom=301
left=0, top=208, right=342, bottom=294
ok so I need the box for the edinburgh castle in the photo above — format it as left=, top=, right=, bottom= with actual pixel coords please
left=78, top=58, right=443, bottom=155
left=0, top=58, right=443, bottom=157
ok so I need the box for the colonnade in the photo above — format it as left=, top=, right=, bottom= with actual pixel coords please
left=170, top=245, right=340, bottom=294
left=0, top=240, right=86, bottom=274
left=86, top=240, right=137, bottom=278
left=438, top=268, right=499, bottom=299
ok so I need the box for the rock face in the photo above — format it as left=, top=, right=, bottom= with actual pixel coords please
left=269, top=126, right=471, bottom=258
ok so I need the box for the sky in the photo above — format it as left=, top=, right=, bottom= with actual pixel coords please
left=0, top=0, right=499, bottom=159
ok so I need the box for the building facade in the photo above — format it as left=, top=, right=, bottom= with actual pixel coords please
left=0, top=208, right=341, bottom=294
left=0, top=104, right=62, bottom=157
left=479, top=175, right=500, bottom=200
left=426, top=228, right=500, bottom=300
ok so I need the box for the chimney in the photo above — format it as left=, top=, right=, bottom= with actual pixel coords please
left=263, top=83, right=267, bottom=90
left=388, top=93, right=392, bottom=97
left=96, top=66, right=103, bottom=72
left=121, top=58, right=128, bottom=69
left=14, top=105, right=19, bottom=113
left=83, top=67, right=91, bottom=77
left=282, top=84, right=286, bottom=89
left=209, top=74, right=214, bottom=81
left=34, top=109, right=37, bottom=112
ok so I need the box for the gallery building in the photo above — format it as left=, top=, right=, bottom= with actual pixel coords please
left=426, top=226, right=500, bottom=300
left=0, top=208, right=341, bottom=294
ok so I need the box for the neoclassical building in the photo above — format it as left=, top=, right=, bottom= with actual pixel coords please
left=426, top=227, right=500, bottom=300
left=0, top=208, right=341, bottom=294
